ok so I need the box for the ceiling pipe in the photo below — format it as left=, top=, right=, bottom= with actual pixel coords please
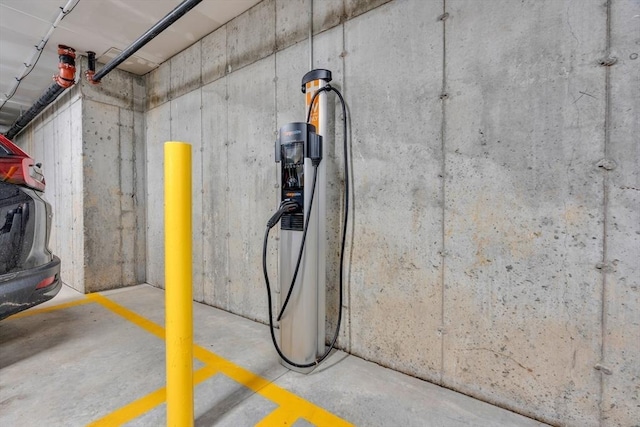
left=54, top=45, right=77, bottom=89
left=4, top=0, right=203, bottom=139
left=85, top=51, right=99, bottom=85
left=4, top=45, right=76, bottom=140
left=87, top=0, right=203, bottom=84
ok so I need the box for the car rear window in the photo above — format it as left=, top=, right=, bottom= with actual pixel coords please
left=0, top=144, right=11, bottom=157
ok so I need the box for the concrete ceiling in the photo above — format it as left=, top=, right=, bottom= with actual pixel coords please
left=0, top=0, right=260, bottom=134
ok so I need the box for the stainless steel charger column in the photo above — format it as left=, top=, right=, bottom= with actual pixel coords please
left=277, top=70, right=332, bottom=373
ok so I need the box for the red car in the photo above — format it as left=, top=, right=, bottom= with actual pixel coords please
left=0, top=134, right=60, bottom=320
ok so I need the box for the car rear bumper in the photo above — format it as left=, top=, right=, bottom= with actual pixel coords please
left=0, top=255, right=61, bottom=320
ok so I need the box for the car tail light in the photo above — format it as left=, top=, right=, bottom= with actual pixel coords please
left=0, top=135, right=46, bottom=192
left=0, top=157, right=46, bottom=192
left=35, top=275, right=56, bottom=289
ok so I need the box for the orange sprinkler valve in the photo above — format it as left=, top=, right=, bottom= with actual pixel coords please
left=85, top=69, right=100, bottom=85
left=53, top=45, right=76, bottom=89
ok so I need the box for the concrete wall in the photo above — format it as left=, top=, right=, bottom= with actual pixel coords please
left=81, top=62, right=147, bottom=292
left=15, top=61, right=146, bottom=293
left=144, top=0, right=639, bottom=425
left=13, top=0, right=636, bottom=425
left=442, top=1, right=605, bottom=424
left=16, top=89, right=85, bottom=292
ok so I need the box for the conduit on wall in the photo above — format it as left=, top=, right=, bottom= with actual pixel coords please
left=4, top=45, right=76, bottom=140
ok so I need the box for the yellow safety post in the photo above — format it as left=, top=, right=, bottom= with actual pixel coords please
left=164, top=141, right=193, bottom=427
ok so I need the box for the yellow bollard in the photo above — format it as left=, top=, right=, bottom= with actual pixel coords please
left=164, top=141, right=193, bottom=427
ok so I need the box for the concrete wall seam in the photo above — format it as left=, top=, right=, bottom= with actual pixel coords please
left=438, top=0, right=448, bottom=386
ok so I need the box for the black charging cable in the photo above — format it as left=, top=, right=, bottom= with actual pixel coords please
left=262, top=84, right=348, bottom=369
left=266, top=199, right=299, bottom=229
left=277, top=86, right=330, bottom=321
left=263, top=166, right=319, bottom=368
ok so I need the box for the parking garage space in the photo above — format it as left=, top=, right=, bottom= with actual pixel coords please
left=1, top=284, right=546, bottom=426
left=1, top=0, right=638, bottom=426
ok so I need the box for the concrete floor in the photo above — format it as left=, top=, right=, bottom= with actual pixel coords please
left=0, top=284, right=549, bottom=427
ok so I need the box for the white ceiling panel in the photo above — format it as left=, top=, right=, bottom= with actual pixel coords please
left=1, top=0, right=66, bottom=22
left=0, top=6, right=52, bottom=40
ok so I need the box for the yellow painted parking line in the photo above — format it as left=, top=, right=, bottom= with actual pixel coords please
left=191, top=345, right=352, bottom=426
left=9, top=297, right=92, bottom=320
left=87, top=293, right=165, bottom=340
left=255, top=406, right=300, bottom=426
left=255, top=380, right=353, bottom=426
left=86, top=365, right=219, bottom=427
left=90, top=292, right=353, bottom=427
left=87, top=386, right=165, bottom=427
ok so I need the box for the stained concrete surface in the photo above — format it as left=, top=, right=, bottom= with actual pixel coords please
left=13, top=0, right=638, bottom=425
left=443, top=1, right=606, bottom=424
left=16, top=63, right=146, bottom=294
left=0, top=284, right=547, bottom=426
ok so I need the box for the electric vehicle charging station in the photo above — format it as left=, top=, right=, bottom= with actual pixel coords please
left=276, top=121, right=324, bottom=373
left=263, top=69, right=349, bottom=373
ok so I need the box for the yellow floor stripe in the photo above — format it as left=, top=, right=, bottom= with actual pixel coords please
left=87, top=293, right=165, bottom=340
left=9, top=297, right=92, bottom=320
left=192, top=345, right=353, bottom=426
left=256, top=382, right=353, bottom=426
left=86, top=365, right=219, bottom=427
left=86, top=386, right=165, bottom=427
left=255, top=406, right=300, bottom=427
left=88, top=293, right=353, bottom=427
